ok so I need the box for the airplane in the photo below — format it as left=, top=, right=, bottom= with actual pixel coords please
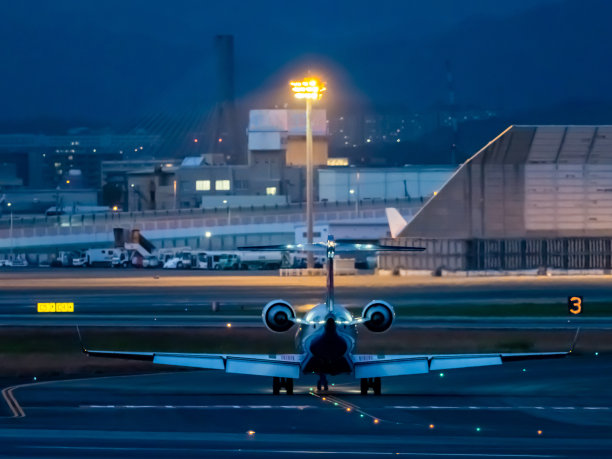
left=77, top=235, right=578, bottom=395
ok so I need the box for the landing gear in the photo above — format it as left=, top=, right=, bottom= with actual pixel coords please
left=272, top=377, right=294, bottom=395
left=360, top=377, right=381, bottom=395
left=316, top=374, right=329, bottom=392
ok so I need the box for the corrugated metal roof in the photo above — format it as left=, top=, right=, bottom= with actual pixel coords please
left=467, top=125, right=612, bottom=165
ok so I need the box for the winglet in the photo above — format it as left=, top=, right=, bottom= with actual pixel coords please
left=76, top=325, right=86, bottom=353
left=385, top=208, right=408, bottom=239
left=569, top=328, right=581, bottom=354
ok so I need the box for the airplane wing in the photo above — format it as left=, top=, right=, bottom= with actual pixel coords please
left=352, top=351, right=571, bottom=379
left=82, top=348, right=304, bottom=378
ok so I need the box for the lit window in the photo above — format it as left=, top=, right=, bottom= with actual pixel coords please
left=215, top=180, right=230, bottom=191
left=196, top=180, right=210, bottom=191
left=266, top=187, right=277, bottom=195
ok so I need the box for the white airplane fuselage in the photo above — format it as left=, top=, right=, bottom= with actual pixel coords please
left=297, top=303, right=357, bottom=376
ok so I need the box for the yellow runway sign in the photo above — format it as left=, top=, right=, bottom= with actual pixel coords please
left=37, top=302, right=74, bottom=313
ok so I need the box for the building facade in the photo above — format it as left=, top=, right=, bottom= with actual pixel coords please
left=381, top=125, right=612, bottom=272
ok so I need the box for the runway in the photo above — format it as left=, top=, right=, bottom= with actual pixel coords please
left=1, top=270, right=612, bottom=316
left=1, top=355, right=611, bottom=457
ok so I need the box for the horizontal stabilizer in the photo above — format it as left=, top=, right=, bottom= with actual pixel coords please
left=238, top=242, right=425, bottom=253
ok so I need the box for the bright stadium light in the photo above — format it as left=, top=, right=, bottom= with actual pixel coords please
left=290, top=76, right=326, bottom=269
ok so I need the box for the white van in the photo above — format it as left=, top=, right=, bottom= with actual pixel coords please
left=85, top=248, right=123, bottom=267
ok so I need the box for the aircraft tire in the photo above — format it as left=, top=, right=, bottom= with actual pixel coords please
left=360, top=378, right=368, bottom=395
left=286, top=378, right=294, bottom=395
left=373, top=377, right=382, bottom=395
left=272, top=377, right=281, bottom=395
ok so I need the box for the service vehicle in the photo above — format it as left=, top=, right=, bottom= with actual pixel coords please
left=210, top=253, right=240, bottom=270
left=84, top=248, right=123, bottom=267
left=142, top=255, right=160, bottom=268
left=111, top=249, right=130, bottom=268
left=239, top=251, right=282, bottom=270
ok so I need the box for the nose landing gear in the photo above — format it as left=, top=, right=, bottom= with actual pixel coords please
left=360, top=377, right=381, bottom=395
left=272, top=377, right=294, bottom=395
left=316, top=374, right=329, bottom=392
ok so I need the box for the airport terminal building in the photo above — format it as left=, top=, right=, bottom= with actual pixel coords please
left=381, top=125, right=612, bottom=272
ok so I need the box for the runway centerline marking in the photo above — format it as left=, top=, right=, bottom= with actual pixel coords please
left=83, top=405, right=316, bottom=410
left=21, top=446, right=559, bottom=457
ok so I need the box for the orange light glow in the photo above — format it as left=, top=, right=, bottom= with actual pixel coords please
left=346, top=408, right=351, bottom=412
left=247, top=430, right=255, bottom=436
left=226, top=323, right=232, bottom=328
left=373, top=419, right=379, bottom=424
left=218, top=138, right=223, bottom=143
left=322, top=397, right=326, bottom=401
left=429, top=424, right=435, bottom=429
left=194, top=138, right=198, bottom=143
left=537, top=430, right=542, bottom=435
left=65, top=180, right=70, bottom=184
left=290, top=77, right=326, bottom=100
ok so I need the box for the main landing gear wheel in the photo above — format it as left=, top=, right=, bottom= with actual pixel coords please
left=316, top=374, right=329, bottom=392
left=360, top=377, right=382, bottom=395
left=272, top=377, right=294, bottom=395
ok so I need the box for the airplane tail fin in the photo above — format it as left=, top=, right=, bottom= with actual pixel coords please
left=385, top=208, right=408, bottom=239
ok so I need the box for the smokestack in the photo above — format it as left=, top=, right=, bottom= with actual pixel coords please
left=208, top=35, right=244, bottom=164
left=215, top=35, right=235, bottom=106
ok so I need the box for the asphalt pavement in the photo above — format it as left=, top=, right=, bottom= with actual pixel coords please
left=1, top=355, right=610, bottom=457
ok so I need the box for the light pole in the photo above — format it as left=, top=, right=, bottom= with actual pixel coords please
left=7, top=202, right=13, bottom=255
left=223, top=199, right=230, bottom=225
left=290, top=77, right=326, bottom=269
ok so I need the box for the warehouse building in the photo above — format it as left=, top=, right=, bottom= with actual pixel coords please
left=381, top=125, right=612, bottom=272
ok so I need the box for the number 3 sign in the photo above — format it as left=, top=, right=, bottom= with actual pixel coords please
left=568, top=296, right=583, bottom=315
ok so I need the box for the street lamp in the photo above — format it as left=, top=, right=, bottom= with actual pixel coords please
left=290, top=77, right=326, bottom=269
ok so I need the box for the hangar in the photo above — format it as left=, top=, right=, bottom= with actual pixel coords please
left=381, top=125, right=612, bottom=272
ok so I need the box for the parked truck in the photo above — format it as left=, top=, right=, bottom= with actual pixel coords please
left=238, top=251, right=282, bottom=270
left=84, top=248, right=126, bottom=267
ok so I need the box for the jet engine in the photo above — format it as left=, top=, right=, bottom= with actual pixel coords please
left=362, top=300, right=395, bottom=333
left=262, top=300, right=296, bottom=333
